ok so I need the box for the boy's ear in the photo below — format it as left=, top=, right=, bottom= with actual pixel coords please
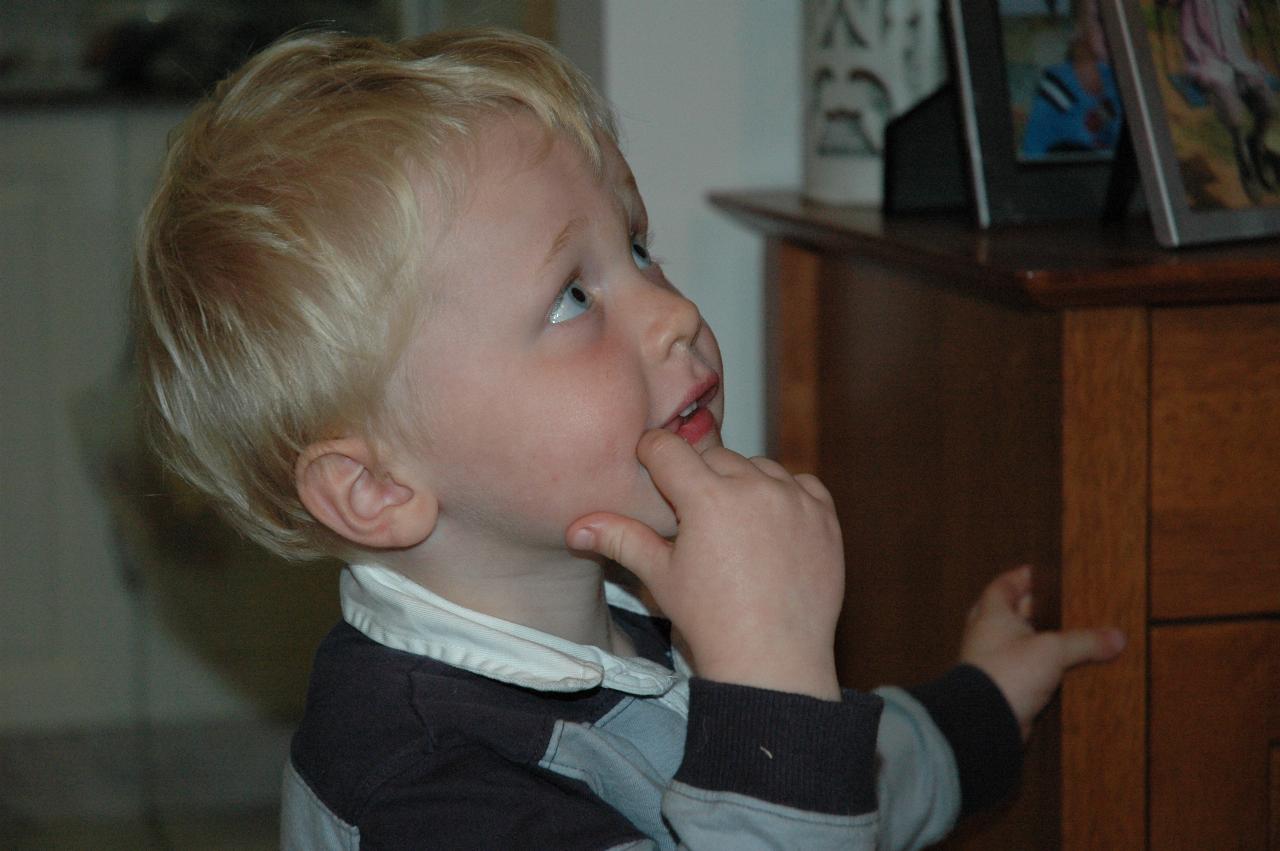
left=295, top=438, right=437, bottom=550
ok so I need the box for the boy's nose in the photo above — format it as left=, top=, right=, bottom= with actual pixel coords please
left=640, top=285, right=702, bottom=362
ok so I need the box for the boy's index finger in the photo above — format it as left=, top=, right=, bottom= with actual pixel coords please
left=635, top=428, right=711, bottom=501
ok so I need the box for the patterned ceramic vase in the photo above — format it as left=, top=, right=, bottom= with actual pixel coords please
left=803, top=0, right=948, bottom=205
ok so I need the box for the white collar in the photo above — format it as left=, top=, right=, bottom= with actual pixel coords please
left=341, top=564, right=684, bottom=696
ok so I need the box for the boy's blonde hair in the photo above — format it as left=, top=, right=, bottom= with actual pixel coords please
left=133, top=29, right=617, bottom=560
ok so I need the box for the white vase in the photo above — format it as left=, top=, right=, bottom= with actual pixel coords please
left=803, top=0, right=948, bottom=206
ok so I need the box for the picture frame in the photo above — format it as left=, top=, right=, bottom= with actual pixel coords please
left=946, top=0, right=1121, bottom=227
left=1100, top=0, right=1280, bottom=247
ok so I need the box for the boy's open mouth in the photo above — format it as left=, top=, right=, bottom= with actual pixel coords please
left=661, top=376, right=720, bottom=446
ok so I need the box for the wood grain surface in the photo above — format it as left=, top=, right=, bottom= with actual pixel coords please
left=711, top=191, right=1280, bottom=307
left=1060, top=308, right=1149, bottom=850
left=1150, top=303, right=1280, bottom=620
left=763, top=240, right=821, bottom=475
left=1150, top=620, right=1280, bottom=848
left=769, top=244, right=1063, bottom=849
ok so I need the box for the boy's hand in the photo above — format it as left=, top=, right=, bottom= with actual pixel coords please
left=567, top=429, right=844, bottom=701
left=960, top=566, right=1126, bottom=740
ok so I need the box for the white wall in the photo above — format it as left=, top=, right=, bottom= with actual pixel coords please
left=595, top=1, right=802, bottom=457
left=0, top=107, right=324, bottom=731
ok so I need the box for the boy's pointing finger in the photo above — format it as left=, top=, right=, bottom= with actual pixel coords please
left=634, top=429, right=709, bottom=501
left=636, top=427, right=696, bottom=464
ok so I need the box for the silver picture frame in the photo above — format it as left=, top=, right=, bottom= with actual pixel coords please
left=1101, top=0, right=1280, bottom=247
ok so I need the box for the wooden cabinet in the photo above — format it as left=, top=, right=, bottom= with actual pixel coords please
left=712, top=192, right=1280, bottom=849
left=1149, top=621, right=1280, bottom=848
left=1150, top=307, right=1280, bottom=621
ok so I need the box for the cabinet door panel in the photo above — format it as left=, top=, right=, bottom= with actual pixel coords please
left=1151, top=304, right=1280, bottom=620
left=1150, top=621, right=1280, bottom=848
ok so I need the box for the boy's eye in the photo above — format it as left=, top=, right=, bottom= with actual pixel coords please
left=548, top=280, right=593, bottom=324
left=631, top=239, right=652, bottom=269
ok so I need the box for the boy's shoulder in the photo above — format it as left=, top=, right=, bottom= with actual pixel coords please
left=290, top=610, right=668, bottom=820
left=287, top=620, right=657, bottom=847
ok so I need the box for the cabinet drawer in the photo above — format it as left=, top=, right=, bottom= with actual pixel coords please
left=1149, top=621, right=1280, bottom=849
left=1150, top=304, right=1280, bottom=620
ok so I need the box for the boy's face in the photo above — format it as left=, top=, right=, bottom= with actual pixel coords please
left=393, top=112, right=724, bottom=551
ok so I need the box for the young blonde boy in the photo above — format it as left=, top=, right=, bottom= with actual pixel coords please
left=134, top=29, right=1124, bottom=850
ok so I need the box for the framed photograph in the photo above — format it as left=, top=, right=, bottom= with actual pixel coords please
left=947, top=0, right=1122, bottom=226
left=1101, top=0, right=1280, bottom=246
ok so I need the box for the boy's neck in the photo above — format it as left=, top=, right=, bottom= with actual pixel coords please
left=384, top=538, right=636, bottom=658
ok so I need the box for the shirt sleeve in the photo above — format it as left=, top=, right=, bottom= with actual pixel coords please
left=663, top=667, right=1020, bottom=851
left=869, top=664, right=1022, bottom=850
left=904, top=663, right=1023, bottom=815
left=662, top=678, right=885, bottom=849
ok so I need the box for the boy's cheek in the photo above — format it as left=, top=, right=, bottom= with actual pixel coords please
left=455, top=415, right=672, bottom=525
left=421, top=360, right=676, bottom=529
left=536, top=442, right=679, bottom=536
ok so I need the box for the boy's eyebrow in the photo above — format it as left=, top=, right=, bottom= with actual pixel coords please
left=542, top=216, right=587, bottom=271
left=614, top=176, right=643, bottom=225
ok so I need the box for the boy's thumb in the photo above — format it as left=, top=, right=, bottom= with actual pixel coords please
left=566, top=513, right=671, bottom=581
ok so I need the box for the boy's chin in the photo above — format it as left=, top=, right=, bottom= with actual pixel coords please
left=618, top=498, right=678, bottom=541
left=619, top=496, right=680, bottom=541
left=642, top=486, right=681, bottom=538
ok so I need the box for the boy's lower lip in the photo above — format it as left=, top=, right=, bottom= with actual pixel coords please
left=675, top=405, right=717, bottom=446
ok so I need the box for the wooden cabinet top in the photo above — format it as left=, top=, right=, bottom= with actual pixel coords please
left=710, top=191, right=1280, bottom=309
